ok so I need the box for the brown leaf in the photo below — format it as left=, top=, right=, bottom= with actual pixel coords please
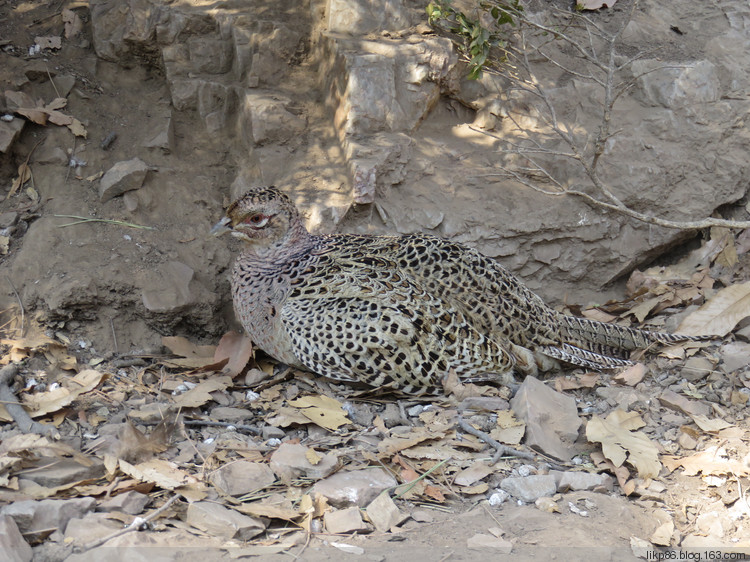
left=423, top=484, right=445, bottom=502
left=586, top=413, right=660, bottom=479
left=161, top=335, right=217, bottom=368
left=214, top=331, right=254, bottom=377
left=613, top=363, right=648, bottom=386
left=35, top=36, right=62, bottom=49
left=22, top=369, right=106, bottom=418
left=677, top=281, right=750, bottom=336
left=9, top=162, right=31, bottom=196
left=15, top=107, right=48, bottom=125
left=288, top=395, right=351, bottom=431
left=171, top=377, right=231, bottom=408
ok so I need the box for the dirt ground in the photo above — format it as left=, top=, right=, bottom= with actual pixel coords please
left=1, top=1, right=749, bottom=561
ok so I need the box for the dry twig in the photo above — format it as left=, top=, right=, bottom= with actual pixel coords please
left=466, top=1, right=750, bottom=231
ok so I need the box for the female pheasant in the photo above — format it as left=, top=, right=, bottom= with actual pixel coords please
left=212, top=186, right=698, bottom=394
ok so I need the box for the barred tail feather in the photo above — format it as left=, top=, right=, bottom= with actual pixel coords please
left=559, top=315, right=704, bottom=354
left=539, top=343, right=634, bottom=371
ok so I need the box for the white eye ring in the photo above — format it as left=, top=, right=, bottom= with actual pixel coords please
left=246, top=215, right=270, bottom=228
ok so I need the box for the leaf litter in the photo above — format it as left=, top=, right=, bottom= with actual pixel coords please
left=1, top=231, right=749, bottom=555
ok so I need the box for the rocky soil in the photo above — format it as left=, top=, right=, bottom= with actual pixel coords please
left=0, top=0, right=749, bottom=560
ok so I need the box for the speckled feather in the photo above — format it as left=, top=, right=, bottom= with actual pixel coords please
left=218, top=187, right=699, bottom=394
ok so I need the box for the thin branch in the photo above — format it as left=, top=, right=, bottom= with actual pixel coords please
left=74, top=493, right=183, bottom=553
left=0, top=363, right=57, bottom=436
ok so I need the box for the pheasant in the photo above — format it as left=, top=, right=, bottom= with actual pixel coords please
left=212, top=186, right=701, bottom=394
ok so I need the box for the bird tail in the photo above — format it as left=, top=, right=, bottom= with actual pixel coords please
left=544, top=315, right=708, bottom=370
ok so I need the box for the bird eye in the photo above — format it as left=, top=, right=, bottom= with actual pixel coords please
left=249, top=214, right=263, bottom=223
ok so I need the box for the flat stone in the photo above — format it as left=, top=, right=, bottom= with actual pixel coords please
left=365, top=492, right=406, bottom=532
left=210, top=461, right=276, bottom=496
left=99, top=157, right=149, bottom=202
left=97, top=491, right=151, bottom=515
left=511, top=376, right=582, bottom=462
left=269, top=443, right=338, bottom=484
left=0, top=117, right=24, bottom=153
left=19, top=458, right=105, bottom=488
left=551, top=470, right=613, bottom=492
left=0, top=211, right=19, bottom=229
left=681, top=356, right=715, bottom=382
left=0, top=497, right=96, bottom=535
left=211, top=406, right=254, bottom=422
left=720, top=342, right=750, bottom=373
left=64, top=512, right=123, bottom=544
left=467, top=533, right=513, bottom=553
left=458, top=396, right=510, bottom=412
left=323, top=506, right=369, bottom=534
left=143, top=111, right=174, bottom=152
left=261, top=425, right=285, bottom=440
left=33, top=145, right=68, bottom=165
left=311, top=467, right=397, bottom=508
left=499, top=475, right=557, bottom=503
left=186, top=501, right=265, bottom=540
left=0, top=515, right=32, bottom=562
left=658, top=389, right=711, bottom=418
left=141, top=261, right=195, bottom=313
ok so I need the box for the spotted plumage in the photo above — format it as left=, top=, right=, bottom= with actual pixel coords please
left=212, top=186, right=701, bottom=394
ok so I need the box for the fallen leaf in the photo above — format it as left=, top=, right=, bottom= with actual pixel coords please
left=35, top=36, right=62, bottom=49
left=305, top=448, right=322, bottom=465
left=119, top=458, right=199, bottom=490
left=9, top=162, right=31, bottom=196
left=613, top=363, right=648, bottom=386
left=288, top=395, right=351, bottom=431
left=454, top=461, right=492, bottom=486
left=662, top=446, right=749, bottom=477
left=586, top=412, right=661, bottom=479
left=677, top=281, right=750, bottom=336
left=214, top=331, right=254, bottom=377
left=171, top=377, right=232, bottom=408
left=607, top=409, right=646, bottom=431
left=162, top=336, right=218, bottom=369
left=22, top=369, right=106, bottom=417
left=690, top=414, right=733, bottom=433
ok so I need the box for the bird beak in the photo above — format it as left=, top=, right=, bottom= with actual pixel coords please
left=210, top=216, right=232, bottom=236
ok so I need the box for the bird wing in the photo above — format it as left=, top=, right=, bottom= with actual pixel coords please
left=279, top=246, right=515, bottom=393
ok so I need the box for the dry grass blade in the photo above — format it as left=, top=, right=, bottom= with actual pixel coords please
left=54, top=215, right=155, bottom=230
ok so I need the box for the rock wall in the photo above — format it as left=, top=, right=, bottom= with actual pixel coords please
left=3, top=0, right=750, bottom=353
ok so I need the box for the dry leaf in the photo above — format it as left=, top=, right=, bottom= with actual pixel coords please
left=607, top=409, right=646, bottom=431
left=586, top=412, right=661, bottom=479
left=119, top=458, right=199, bottom=490
left=690, top=414, right=733, bottom=433
left=22, top=369, right=106, bottom=418
left=35, top=36, right=62, bottom=49
left=171, top=377, right=231, bottom=408
left=305, top=448, right=322, bottom=465
left=662, top=446, right=749, bottom=477
left=454, top=461, right=492, bottom=486
left=613, top=363, right=647, bottom=386
left=288, top=395, right=351, bottom=431
left=162, top=336, right=218, bottom=369
left=9, top=162, right=31, bottom=196
left=677, top=281, right=750, bottom=336
left=378, top=426, right=450, bottom=456
left=214, top=331, right=254, bottom=377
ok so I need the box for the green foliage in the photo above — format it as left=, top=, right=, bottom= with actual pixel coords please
left=426, top=0, right=523, bottom=79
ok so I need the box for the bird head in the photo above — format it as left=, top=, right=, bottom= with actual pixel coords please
left=211, top=186, right=304, bottom=252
